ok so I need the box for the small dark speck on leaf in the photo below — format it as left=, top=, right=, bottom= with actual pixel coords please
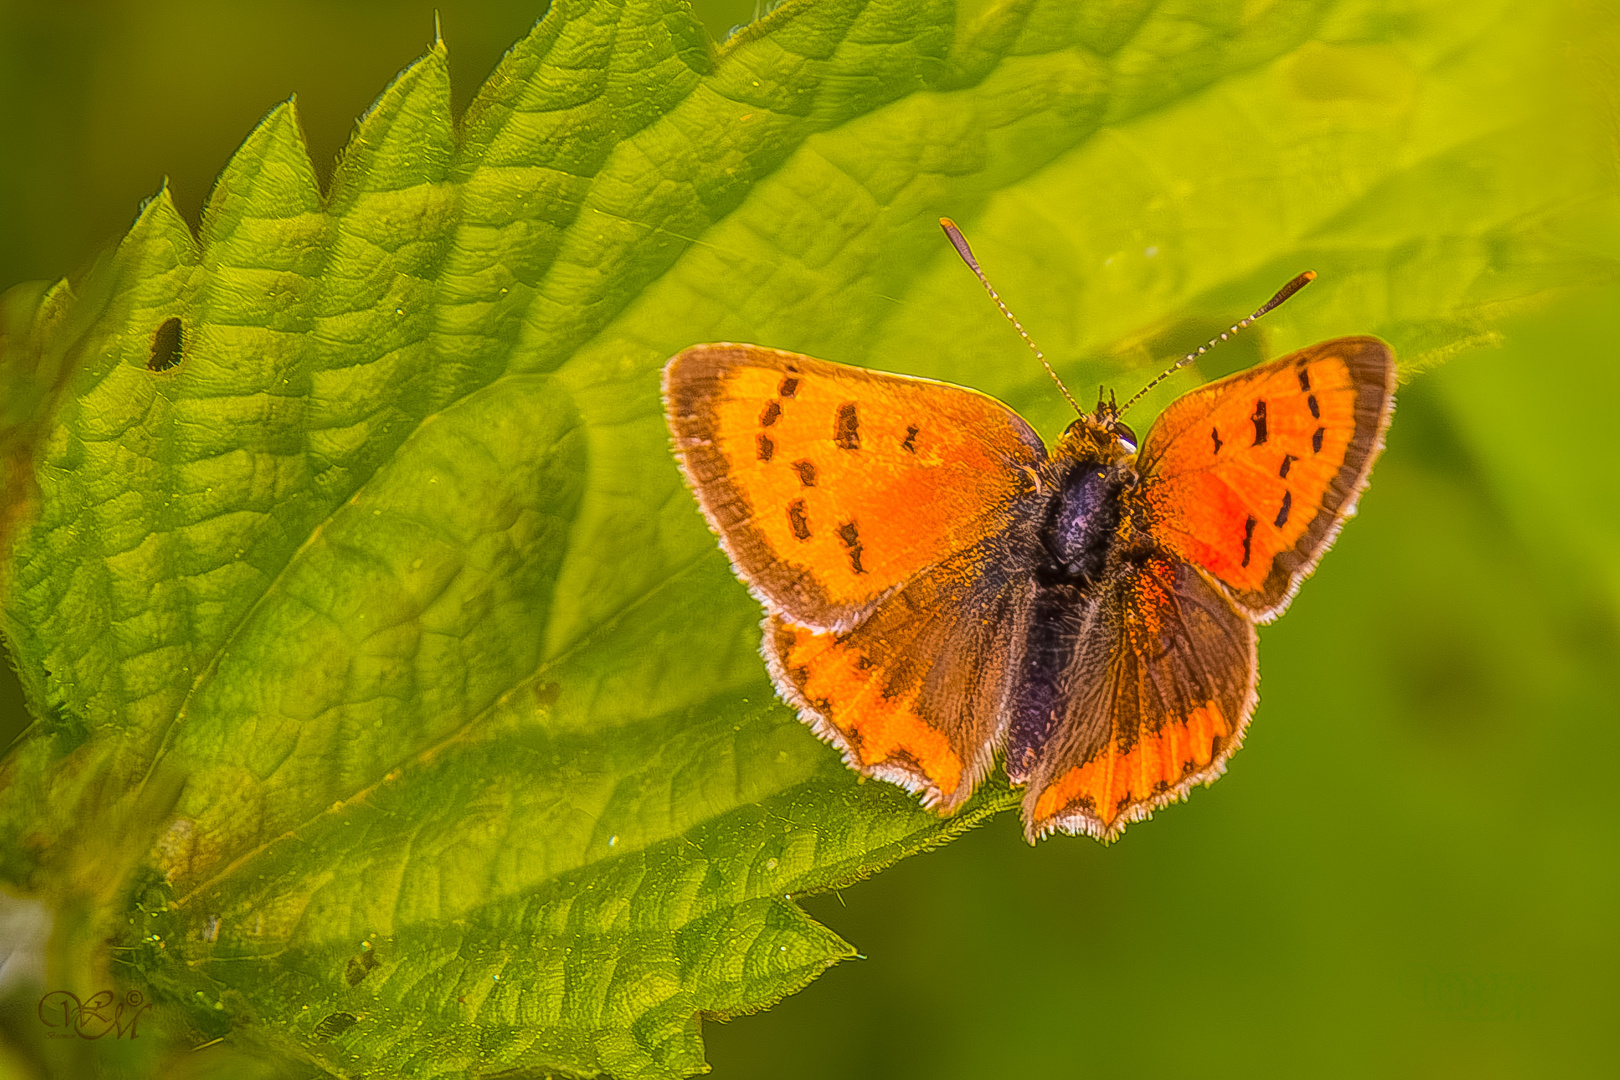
left=149, top=317, right=183, bottom=372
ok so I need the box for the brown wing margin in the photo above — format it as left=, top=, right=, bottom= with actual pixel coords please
left=1020, top=556, right=1258, bottom=843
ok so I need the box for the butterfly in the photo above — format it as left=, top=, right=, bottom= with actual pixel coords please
left=663, top=224, right=1395, bottom=842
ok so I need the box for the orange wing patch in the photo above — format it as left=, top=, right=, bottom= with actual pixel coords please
left=768, top=618, right=967, bottom=806
left=1131, top=337, right=1395, bottom=620
left=665, top=344, right=1045, bottom=630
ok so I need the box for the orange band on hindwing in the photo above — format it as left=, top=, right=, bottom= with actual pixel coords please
left=768, top=618, right=965, bottom=803
left=1032, top=701, right=1233, bottom=826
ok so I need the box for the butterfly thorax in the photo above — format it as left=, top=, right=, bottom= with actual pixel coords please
left=1036, top=415, right=1140, bottom=592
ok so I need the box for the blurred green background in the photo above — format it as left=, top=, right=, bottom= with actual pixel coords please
left=1, top=1, right=1616, bottom=1078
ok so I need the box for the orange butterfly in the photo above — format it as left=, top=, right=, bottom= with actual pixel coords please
left=663, top=222, right=1395, bottom=842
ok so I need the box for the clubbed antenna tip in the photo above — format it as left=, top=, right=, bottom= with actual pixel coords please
left=1118, top=270, right=1317, bottom=417
left=939, top=218, right=1083, bottom=417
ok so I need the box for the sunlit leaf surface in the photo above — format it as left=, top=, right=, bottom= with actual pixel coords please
left=0, top=0, right=1613, bottom=1076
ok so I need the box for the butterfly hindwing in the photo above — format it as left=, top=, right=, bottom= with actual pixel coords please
left=664, top=344, right=1047, bottom=632
left=764, top=542, right=1035, bottom=810
left=1131, top=337, right=1395, bottom=620
left=1022, top=555, right=1257, bottom=842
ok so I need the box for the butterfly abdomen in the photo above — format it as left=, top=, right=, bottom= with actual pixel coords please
left=1006, top=451, right=1134, bottom=781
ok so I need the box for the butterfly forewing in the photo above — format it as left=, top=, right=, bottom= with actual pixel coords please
left=664, top=344, right=1047, bottom=631
left=1130, top=337, right=1395, bottom=621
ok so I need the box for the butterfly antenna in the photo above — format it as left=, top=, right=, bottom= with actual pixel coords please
left=940, top=218, right=1083, bottom=416
left=1117, top=270, right=1317, bottom=417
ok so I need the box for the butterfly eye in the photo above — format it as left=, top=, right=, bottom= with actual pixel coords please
left=1111, top=420, right=1138, bottom=451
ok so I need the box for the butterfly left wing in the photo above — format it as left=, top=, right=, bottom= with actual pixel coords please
left=1130, top=337, right=1395, bottom=621
left=664, top=343, right=1047, bottom=632
left=1021, top=555, right=1257, bottom=842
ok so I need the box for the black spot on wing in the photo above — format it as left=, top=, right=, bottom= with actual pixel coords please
left=1241, top=515, right=1257, bottom=567
left=1308, top=393, right=1320, bottom=419
left=778, top=376, right=799, bottom=397
left=837, top=520, right=867, bottom=574
left=1274, top=490, right=1291, bottom=528
left=792, top=460, right=817, bottom=486
left=1251, top=400, right=1268, bottom=446
left=1297, top=365, right=1311, bottom=392
left=902, top=425, right=919, bottom=453
left=756, top=434, right=774, bottom=461
left=835, top=403, right=860, bottom=449
left=1212, top=426, right=1223, bottom=454
left=788, top=500, right=811, bottom=540
left=760, top=401, right=781, bottom=427
left=1312, top=426, right=1325, bottom=453
left=1279, top=453, right=1295, bottom=478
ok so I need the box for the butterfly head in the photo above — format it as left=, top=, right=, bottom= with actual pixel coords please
left=1055, top=391, right=1138, bottom=463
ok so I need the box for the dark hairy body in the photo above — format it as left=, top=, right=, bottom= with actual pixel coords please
left=1006, top=440, right=1139, bottom=782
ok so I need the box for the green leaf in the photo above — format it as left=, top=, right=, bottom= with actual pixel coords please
left=0, top=0, right=1613, bottom=1076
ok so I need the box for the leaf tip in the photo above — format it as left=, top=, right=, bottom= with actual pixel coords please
left=130, top=181, right=188, bottom=242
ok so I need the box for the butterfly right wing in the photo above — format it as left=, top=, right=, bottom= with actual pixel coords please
left=1020, top=554, right=1257, bottom=842
left=664, top=344, right=1047, bottom=632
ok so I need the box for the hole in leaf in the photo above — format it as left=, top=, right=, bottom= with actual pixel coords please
left=148, top=317, right=183, bottom=371
left=313, top=1012, right=359, bottom=1039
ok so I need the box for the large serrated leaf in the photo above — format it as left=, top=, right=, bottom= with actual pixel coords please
left=1, top=0, right=1615, bottom=1077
